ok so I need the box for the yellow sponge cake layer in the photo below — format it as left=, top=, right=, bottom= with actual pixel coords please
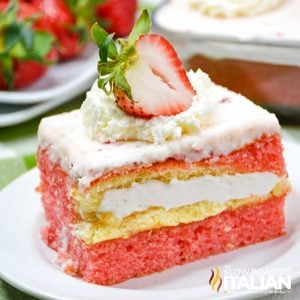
left=74, top=178, right=289, bottom=244
left=72, top=134, right=286, bottom=222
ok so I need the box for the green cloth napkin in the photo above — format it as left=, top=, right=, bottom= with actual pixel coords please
left=0, top=94, right=300, bottom=299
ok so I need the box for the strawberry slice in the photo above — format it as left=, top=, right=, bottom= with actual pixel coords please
left=91, top=10, right=195, bottom=118
left=121, top=34, right=195, bottom=117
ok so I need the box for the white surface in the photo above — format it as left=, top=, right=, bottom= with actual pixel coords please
left=0, top=45, right=98, bottom=105
left=153, top=0, right=300, bottom=66
left=0, top=140, right=300, bottom=300
left=38, top=78, right=280, bottom=188
left=100, top=172, right=281, bottom=218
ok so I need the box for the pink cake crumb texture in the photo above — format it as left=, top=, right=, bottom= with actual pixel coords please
left=38, top=145, right=286, bottom=285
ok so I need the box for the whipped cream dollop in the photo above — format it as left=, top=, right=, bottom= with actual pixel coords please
left=81, top=70, right=216, bottom=144
left=188, top=0, right=284, bottom=17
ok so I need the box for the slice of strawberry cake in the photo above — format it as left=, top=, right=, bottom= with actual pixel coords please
left=37, top=10, right=290, bottom=285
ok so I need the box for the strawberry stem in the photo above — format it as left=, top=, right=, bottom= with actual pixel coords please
left=91, top=9, right=151, bottom=99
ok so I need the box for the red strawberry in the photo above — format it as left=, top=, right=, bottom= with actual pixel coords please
left=32, top=0, right=86, bottom=60
left=91, top=10, right=195, bottom=118
left=6, top=61, right=47, bottom=89
left=0, top=1, right=56, bottom=90
left=96, top=0, right=137, bottom=37
left=0, top=75, right=6, bottom=89
left=8, top=48, right=57, bottom=89
left=0, top=0, right=34, bottom=16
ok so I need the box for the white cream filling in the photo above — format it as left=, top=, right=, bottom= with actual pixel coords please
left=98, top=172, right=280, bottom=218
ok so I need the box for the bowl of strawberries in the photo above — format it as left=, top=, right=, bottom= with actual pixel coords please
left=0, top=0, right=137, bottom=104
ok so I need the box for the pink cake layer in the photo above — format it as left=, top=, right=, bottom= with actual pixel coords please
left=42, top=195, right=285, bottom=285
left=38, top=142, right=286, bottom=285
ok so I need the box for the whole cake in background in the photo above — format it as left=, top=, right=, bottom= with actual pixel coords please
left=154, top=0, right=300, bottom=112
left=188, top=0, right=285, bottom=18
left=37, top=10, right=291, bottom=285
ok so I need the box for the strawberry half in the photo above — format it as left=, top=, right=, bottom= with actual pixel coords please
left=91, top=10, right=195, bottom=118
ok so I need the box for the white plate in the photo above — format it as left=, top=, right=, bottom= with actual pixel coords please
left=0, top=45, right=98, bottom=105
left=0, top=141, right=300, bottom=300
left=0, top=97, right=76, bottom=128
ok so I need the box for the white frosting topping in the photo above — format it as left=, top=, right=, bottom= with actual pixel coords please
left=189, top=0, right=284, bottom=18
left=38, top=71, right=280, bottom=188
left=99, top=172, right=281, bottom=218
left=81, top=71, right=214, bottom=144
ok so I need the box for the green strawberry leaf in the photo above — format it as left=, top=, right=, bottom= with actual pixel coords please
left=92, top=23, right=117, bottom=60
left=98, top=73, right=114, bottom=94
left=65, top=0, right=105, bottom=22
left=115, top=67, right=132, bottom=99
left=7, top=30, right=54, bottom=63
left=72, top=24, right=88, bottom=44
left=20, top=25, right=34, bottom=49
left=32, top=31, right=55, bottom=59
left=91, top=23, right=108, bottom=47
left=1, top=0, right=18, bottom=25
left=127, top=9, right=151, bottom=45
left=100, top=33, right=115, bottom=62
left=10, top=42, right=27, bottom=59
left=97, top=61, right=115, bottom=76
left=4, top=23, right=21, bottom=52
left=0, top=56, right=14, bottom=89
